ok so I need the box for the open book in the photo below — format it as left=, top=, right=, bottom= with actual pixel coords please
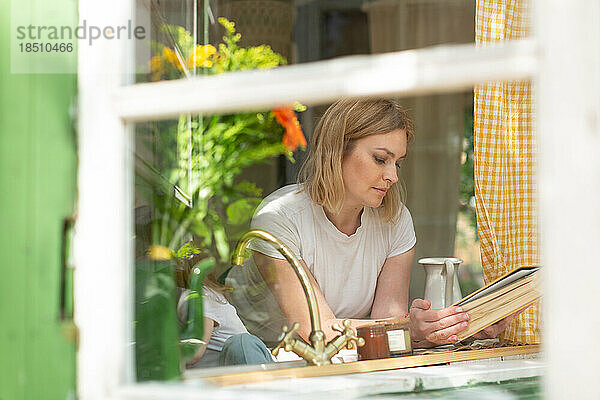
left=453, top=266, right=541, bottom=341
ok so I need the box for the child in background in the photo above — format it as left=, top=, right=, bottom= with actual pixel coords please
left=178, top=272, right=273, bottom=368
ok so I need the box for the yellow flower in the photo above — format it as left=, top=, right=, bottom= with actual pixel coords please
left=150, top=55, right=162, bottom=70
left=147, top=245, right=173, bottom=260
left=187, top=44, right=216, bottom=69
left=162, top=47, right=178, bottom=63
left=163, top=47, right=185, bottom=71
left=149, top=55, right=164, bottom=81
left=218, top=17, right=235, bottom=34
left=149, top=55, right=162, bottom=72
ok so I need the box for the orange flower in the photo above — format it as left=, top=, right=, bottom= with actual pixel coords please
left=273, top=107, right=307, bottom=152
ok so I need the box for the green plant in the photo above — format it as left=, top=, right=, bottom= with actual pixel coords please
left=140, top=16, right=306, bottom=272
left=149, top=18, right=287, bottom=81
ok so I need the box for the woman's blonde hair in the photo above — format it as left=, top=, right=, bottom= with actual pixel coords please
left=298, top=98, right=414, bottom=223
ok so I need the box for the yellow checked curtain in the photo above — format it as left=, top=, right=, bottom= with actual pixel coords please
left=474, top=0, right=540, bottom=344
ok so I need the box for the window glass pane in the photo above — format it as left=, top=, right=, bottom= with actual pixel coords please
left=134, top=0, right=475, bottom=84
left=130, top=0, right=486, bottom=382
left=132, top=87, right=484, bottom=380
left=133, top=106, right=309, bottom=379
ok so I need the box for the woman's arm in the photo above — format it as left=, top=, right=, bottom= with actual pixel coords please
left=253, top=252, right=374, bottom=341
left=370, top=247, right=414, bottom=318
left=186, top=317, right=215, bottom=367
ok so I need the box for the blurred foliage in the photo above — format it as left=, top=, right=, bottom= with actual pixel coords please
left=138, top=18, right=306, bottom=265
left=135, top=259, right=180, bottom=381
left=456, top=107, right=484, bottom=296
left=459, top=109, right=477, bottom=234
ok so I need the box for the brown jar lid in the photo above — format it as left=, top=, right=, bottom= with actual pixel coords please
left=385, top=321, right=410, bottom=331
left=357, top=324, right=388, bottom=336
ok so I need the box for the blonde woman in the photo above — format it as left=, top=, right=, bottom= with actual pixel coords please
left=249, top=98, right=512, bottom=347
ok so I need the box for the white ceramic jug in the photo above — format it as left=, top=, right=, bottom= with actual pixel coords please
left=418, top=257, right=463, bottom=309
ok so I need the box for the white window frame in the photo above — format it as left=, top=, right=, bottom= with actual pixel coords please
left=74, top=1, right=600, bottom=399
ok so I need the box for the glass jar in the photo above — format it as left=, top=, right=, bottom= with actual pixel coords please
left=357, top=324, right=390, bottom=360
left=385, top=320, right=412, bottom=356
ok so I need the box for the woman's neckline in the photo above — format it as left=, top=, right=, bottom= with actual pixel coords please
left=321, top=206, right=366, bottom=238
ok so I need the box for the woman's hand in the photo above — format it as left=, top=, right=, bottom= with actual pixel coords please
left=409, top=299, right=470, bottom=347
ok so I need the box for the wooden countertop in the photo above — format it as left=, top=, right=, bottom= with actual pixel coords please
left=194, top=344, right=541, bottom=386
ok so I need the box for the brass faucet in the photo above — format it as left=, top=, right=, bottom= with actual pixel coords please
left=231, top=229, right=364, bottom=366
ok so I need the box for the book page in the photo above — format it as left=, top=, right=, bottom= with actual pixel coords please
left=465, top=276, right=539, bottom=323
left=456, top=266, right=539, bottom=306
left=456, top=283, right=541, bottom=340
left=460, top=274, right=537, bottom=313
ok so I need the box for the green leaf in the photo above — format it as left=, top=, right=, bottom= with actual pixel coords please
left=176, top=242, right=201, bottom=259
left=235, top=182, right=263, bottom=197
left=226, top=198, right=263, bottom=225
left=213, top=223, right=229, bottom=262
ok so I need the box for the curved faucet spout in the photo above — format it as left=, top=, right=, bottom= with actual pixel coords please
left=231, top=229, right=322, bottom=336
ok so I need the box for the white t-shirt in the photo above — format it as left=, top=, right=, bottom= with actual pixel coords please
left=202, top=287, right=248, bottom=351
left=250, top=184, right=416, bottom=319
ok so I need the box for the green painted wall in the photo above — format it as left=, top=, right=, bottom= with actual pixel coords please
left=0, top=0, right=78, bottom=399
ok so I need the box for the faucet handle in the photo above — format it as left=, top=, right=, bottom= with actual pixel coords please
left=332, top=319, right=365, bottom=350
left=272, top=322, right=300, bottom=357
left=331, top=322, right=345, bottom=333
left=332, top=319, right=353, bottom=333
